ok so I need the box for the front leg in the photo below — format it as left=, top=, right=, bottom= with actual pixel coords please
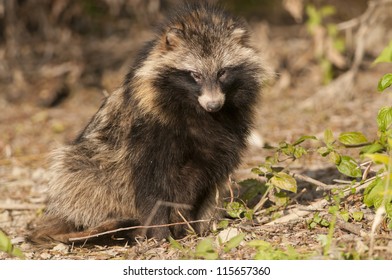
left=138, top=199, right=195, bottom=240
left=136, top=199, right=172, bottom=240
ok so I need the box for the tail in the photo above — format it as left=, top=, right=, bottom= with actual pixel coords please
left=28, top=217, right=140, bottom=244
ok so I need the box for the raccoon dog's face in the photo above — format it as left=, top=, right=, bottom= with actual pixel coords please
left=134, top=5, right=263, bottom=116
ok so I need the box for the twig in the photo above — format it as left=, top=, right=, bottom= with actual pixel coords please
left=290, top=171, right=352, bottom=191
left=362, top=161, right=373, bottom=181
left=369, top=206, right=386, bottom=256
left=337, top=0, right=392, bottom=31
left=289, top=171, right=330, bottom=190
left=335, top=217, right=367, bottom=237
left=252, top=185, right=272, bottom=212
left=140, top=200, right=191, bottom=237
left=68, top=219, right=210, bottom=242
left=265, top=199, right=329, bottom=226
left=227, top=178, right=234, bottom=203
left=176, top=209, right=195, bottom=234
left=332, top=179, right=353, bottom=184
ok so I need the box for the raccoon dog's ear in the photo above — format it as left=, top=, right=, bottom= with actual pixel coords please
left=165, top=28, right=184, bottom=49
left=228, top=24, right=249, bottom=45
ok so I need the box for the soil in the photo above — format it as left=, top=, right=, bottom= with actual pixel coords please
left=1, top=5, right=392, bottom=260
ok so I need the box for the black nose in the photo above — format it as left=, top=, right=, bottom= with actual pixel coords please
left=206, top=102, right=222, bottom=112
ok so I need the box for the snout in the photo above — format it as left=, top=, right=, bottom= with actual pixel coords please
left=198, top=90, right=225, bottom=113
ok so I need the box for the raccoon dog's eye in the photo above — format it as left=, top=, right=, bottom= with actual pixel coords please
left=217, top=69, right=227, bottom=82
left=190, top=71, right=202, bottom=83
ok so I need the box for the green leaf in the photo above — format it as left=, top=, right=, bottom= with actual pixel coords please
left=317, top=146, right=331, bottom=157
left=364, top=177, right=392, bottom=209
left=328, top=205, right=339, bottom=215
left=239, top=179, right=268, bottom=202
left=223, top=233, right=245, bottom=253
left=251, top=167, right=263, bottom=175
left=386, top=203, right=392, bottom=220
left=226, top=202, right=247, bottom=219
left=365, top=153, right=391, bottom=166
left=0, top=231, right=12, bottom=254
left=329, top=151, right=341, bottom=165
left=195, top=238, right=218, bottom=260
left=378, top=73, right=392, bottom=92
left=377, top=106, right=392, bottom=132
left=352, top=211, right=364, bottom=221
left=324, top=128, right=334, bottom=145
left=269, top=172, right=297, bottom=193
left=313, top=212, right=322, bottom=223
left=320, top=219, right=330, bottom=227
left=306, top=5, right=321, bottom=33
left=292, top=135, right=317, bottom=146
left=338, top=132, right=368, bottom=146
left=360, top=142, right=385, bottom=154
left=293, top=146, right=308, bottom=159
left=247, top=240, right=270, bottom=248
left=244, top=210, right=254, bottom=220
left=311, top=212, right=330, bottom=227
left=168, top=236, right=184, bottom=251
left=269, top=191, right=289, bottom=206
left=217, top=220, right=229, bottom=229
left=374, top=40, right=392, bottom=64
left=0, top=231, right=24, bottom=259
left=339, top=210, right=350, bottom=222
left=364, top=177, right=381, bottom=198
left=308, top=221, right=317, bottom=229
left=280, top=143, right=294, bottom=156
left=320, top=5, right=336, bottom=17
left=336, top=155, right=362, bottom=178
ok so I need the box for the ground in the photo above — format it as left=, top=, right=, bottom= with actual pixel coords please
left=1, top=8, right=392, bottom=260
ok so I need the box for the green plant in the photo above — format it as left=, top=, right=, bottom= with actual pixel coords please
left=0, top=230, right=25, bottom=259
left=247, top=240, right=309, bottom=260
left=305, top=4, right=346, bottom=84
left=374, top=40, right=392, bottom=92
left=169, top=233, right=245, bottom=260
left=247, top=40, right=392, bottom=243
left=362, top=41, right=392, bottom=228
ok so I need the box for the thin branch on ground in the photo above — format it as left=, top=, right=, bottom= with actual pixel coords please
left=334, top=216, right=367, bottom=237
left=289, top=171, right=331, bottom=190
left=68, top=219, right=211, bottom=242
left=176, top=209, right=196, bottom=235
left=140, top=200, right=192, bottom=237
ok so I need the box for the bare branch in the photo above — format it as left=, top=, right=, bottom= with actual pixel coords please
left=68, top=219, right=210, bottom=242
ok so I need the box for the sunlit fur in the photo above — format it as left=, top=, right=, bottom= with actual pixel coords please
left=30, top=2, right=269, bottom=243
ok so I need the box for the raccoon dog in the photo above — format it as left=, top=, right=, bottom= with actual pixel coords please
left=30, top=3, right=268, bottom=243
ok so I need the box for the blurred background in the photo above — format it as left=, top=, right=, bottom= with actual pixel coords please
left=0, top=0, right=391, bottom=159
